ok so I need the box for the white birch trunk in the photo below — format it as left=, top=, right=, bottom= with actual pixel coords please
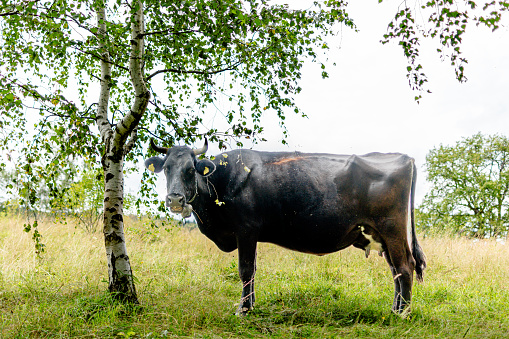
left=95, top=0, right=148, bottom=303
left=102, top=155, right=137, bottom=302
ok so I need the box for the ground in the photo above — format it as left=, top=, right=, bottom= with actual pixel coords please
left=0, top=215, right=508, bottom=338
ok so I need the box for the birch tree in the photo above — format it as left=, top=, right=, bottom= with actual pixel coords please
left=382, top=0, right=509, bottom=101
left=0, top=0, right=353, bottom=302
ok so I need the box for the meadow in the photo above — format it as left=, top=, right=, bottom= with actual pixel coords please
left=0, top=215, right=508, bottom=338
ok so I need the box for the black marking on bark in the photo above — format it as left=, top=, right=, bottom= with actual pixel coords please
left=105, top=231, right=123, bottom=244
left=105, top=173, right=115, bottom=182
left=104, top=197, right=110, bottom=202
left=109, top=252, right=117, bottom=293
left=107, top=207, right=116, bottom=213
left=106, top=154, right=123, bottom=163
left=112, top=214, right=123, bottom=222
left=106, top=242, right=138, bottom=303
left=134, top=91, right=150, bottom=100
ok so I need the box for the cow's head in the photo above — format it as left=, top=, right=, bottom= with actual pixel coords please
left=144, top=138, right=215, bottom=218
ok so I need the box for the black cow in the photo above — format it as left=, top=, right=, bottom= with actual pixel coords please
left=145, top=139, right=426, bottom=315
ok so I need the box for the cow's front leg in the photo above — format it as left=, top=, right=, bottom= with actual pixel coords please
left=236, top=238, right=257, bottom=316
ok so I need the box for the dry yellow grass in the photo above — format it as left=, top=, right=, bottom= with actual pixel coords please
left=422, top=236, right=509, bottom=281
left=0, top=215, right=103, bottom=288
left=1, top=215, right=508, bottom=338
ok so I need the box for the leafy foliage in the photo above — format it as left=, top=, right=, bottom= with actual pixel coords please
left=0, top=0, right=354, bottom=216
left=66, top=162, right=104, bottom=233
left=0, top=0, right=355, bottom=299
left=381, top=0, right=509, bottom=100
left=419, top=133, right=509, bottom=238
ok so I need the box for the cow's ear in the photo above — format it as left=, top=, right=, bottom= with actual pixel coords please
left=195, top=159, right=216, bottom=177
left=145, top=157, right=165, bottom=173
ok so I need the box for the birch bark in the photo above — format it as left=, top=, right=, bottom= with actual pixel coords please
left=94, top=0, right=149, bottom=302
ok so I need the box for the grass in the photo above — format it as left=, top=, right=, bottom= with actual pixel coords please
left=0, top=215, right=508, bottom=338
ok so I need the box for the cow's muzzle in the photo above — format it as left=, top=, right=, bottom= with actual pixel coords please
left=166, top=193, right=192, bottom=218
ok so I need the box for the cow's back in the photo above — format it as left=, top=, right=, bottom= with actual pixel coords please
left=227, top=150, right=414, bottom=254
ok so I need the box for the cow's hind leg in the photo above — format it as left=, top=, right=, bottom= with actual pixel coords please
left=383, top=255, right=401, bottom=311
left=236, top=237, right=257, bottom=316
left=384, top=241, right=415, bottom=315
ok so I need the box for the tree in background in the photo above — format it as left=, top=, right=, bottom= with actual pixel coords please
left=0, top=0, right=352, bottom=303
left=419, top=133, right=509, bottom=238
left=0, top=143, right=78, bottom=225
left=0, top=157, right=131, bottom=233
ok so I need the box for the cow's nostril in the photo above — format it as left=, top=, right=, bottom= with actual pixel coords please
left=167, top=193, right=185, bottom=205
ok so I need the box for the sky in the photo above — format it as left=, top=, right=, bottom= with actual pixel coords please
left=194, top=0, right=509, bottom=204
left=3, top=1, right=506, bottom=208
left=143, top=1, right=509, bottom=206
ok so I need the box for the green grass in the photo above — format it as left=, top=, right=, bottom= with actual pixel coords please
left=1, top=215, right=508, bottom=338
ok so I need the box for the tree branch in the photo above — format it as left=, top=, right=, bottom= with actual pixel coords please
left=0, top=9, right=19, bottom=16
left=138, top=28, right=199, bottom=38
left=71, top=45, right=129, bottom=72
left=145, top=61, right=242, bottom=82
left=95, top=1, right=113, bottom=145
left=112, top=0, right=149, bottom=155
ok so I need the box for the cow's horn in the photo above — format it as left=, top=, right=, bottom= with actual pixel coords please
left=150, top=138, right=169, bottom=154
left=193, top=138, right=208, bottom=155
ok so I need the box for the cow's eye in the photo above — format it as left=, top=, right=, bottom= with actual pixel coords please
left=185, top=167, right=195, bottom=177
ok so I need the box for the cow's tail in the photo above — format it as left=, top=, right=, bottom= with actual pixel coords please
left=410, top=161, right=427, bottom=282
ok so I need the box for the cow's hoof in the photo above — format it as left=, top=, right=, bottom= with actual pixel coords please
left=392, top=305, right=411, bottom=319
left=235, top=306, right=252, bottom=316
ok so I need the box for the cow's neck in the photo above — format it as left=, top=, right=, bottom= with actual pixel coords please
left=192, top=175, right=221, bottom=216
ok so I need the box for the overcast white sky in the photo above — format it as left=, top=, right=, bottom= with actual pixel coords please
left=201, top=0, right=509, bottom=204
left=113, top=1, right=505, bottom=207
left=2, top=1, right=506, bottom=211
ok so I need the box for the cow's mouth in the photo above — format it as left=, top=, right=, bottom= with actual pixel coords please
left=170, top=206, right=183, bottom=213
left=170, top=204, right=193, bottom=218
left=167, top=193, right=193, bottom=218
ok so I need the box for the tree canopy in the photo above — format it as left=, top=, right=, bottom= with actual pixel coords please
left=419, top=133, right=509, bottom=238
left=0, top=0, right=354, bottom=214
left=0, top=0, right=354, bottom=302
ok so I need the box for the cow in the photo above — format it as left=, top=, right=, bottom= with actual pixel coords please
left=145, top=138, right=426, bottom=316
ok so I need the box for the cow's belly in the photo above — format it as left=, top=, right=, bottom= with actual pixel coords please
left=258, top=216, right=359, bottom=255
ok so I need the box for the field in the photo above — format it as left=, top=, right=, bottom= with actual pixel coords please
left=0, top=215, right=508, bottom=338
